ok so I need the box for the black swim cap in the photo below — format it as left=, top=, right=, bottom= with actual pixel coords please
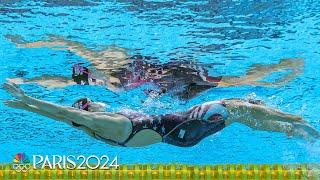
left=72, top=98, right=91, bottom=111
left=72, top=64, right=90, bottom=85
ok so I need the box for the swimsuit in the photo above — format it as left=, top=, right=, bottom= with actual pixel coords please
left=114, top=55, right=222, bottom=91
left=86, top=101, right=228, bottom=147
left=71, top=55, right=223, bottom=99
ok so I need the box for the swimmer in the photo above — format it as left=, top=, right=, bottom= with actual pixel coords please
left=6, top=35, right=303, bottom=99
left=4, top=81, right=319, bottom=147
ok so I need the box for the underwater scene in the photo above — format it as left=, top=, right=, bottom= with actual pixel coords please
left=0, top=0, right=320, bottom=167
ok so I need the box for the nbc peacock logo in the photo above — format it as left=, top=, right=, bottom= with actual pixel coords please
left=12, top=153, right=31, bottom=172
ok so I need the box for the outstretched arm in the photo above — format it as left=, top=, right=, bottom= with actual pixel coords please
left=3, top=82, right=132, bottom=142
left=5, top=34, right=130, bottom=74
left=223, top=99, right=320, bottom=142
left=3, top=82, right=124, bottom=125
left=5, top=100, right=72, bottom=125
left=5, top=100, right=98, bottom=139
left=5, top=34, right=95, bottom=57
left=7, top=75, right=75, bottom=88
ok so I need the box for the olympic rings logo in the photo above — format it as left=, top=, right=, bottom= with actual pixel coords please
left=12, top=163, right=31, bottom=172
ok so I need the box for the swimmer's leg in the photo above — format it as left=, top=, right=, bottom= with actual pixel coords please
left=223, top=99, right=320, bottom=142
left=218, top=58, right=304, bottom=87
left=7, top=75, right=75, bottom=88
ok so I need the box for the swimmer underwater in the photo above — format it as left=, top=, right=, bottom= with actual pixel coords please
left=4, top=82, right=319, bottom=147
left=6, top=35, right=303, bottom=100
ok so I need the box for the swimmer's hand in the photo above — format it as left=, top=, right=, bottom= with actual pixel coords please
left=3, top=81, right=27, bottom=100
left=4, top=34, right=25, bottom=45
left=4, top=100, right=28, bottom=109
left=6, top=78, right=25, bottom=85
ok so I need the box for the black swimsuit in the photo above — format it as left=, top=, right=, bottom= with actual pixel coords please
left=71, top=55, right=222, bottom=99
left=90, top=102, right=227, bottom=147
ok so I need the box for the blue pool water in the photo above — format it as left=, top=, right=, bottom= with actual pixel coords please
left=0, top=0, right=320, bottom=164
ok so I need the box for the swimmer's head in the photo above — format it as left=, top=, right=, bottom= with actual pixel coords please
left=72, top=64, right=90, bottom=85
left=72, top=98, right=90, bottom=111
left=72, top=98, right=106, bottom=112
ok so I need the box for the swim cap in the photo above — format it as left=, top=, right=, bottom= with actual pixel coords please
left=188, top=101, right=228, bottom=121
left=72, top=64, right=90, bottom=85
left=72, top=98, right=91, bottom=111
left=202, top=102, right=228, bottom=121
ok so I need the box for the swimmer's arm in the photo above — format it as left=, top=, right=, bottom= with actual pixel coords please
left=6, top=34, right=100, bottom=61
left=22, top=96, right=96, bottom=127
left=4, top=100, right=100, bottom=139
left=5, top=96, right=130, bottom=141
left=6, top=35, right=130, bottom=81
left=5, top=100, right=129, bottom=145
left=9, top=100, right=130, bottom=145
left=26, top=102, right=131, bottom=142
left=7, top=75, right=75, bottom=88
left=4, top=81, right=130, bottom=141
left=3, top=82, right=126, bottom=128
left=5, top=34, right=67, bottom=49
left=4, top=100, right=72, bottom=125
left=6, top=35, right=129, bottom=70
left=23, top=96, right=126, bottom=129
left=224, top=100, right=320, bottom=141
